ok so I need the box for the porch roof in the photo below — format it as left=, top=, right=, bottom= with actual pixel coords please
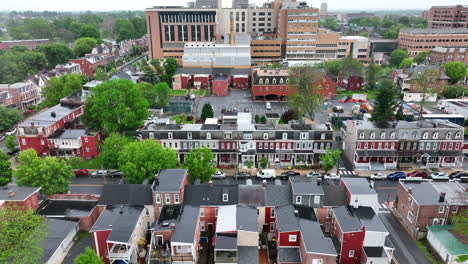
left=356, top=150, right=397, bottom=157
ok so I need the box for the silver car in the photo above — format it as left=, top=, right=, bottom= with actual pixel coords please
left=430, top=172, right=449, bottom=180
left=369, top=172, right=386, bottom=180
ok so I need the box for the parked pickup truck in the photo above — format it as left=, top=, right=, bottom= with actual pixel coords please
left=256, top=169, right=276, bottom=179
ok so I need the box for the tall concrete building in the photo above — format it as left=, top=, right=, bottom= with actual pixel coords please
left=249, top=5, right=277, bottom=33
left=195, top=0, right=220, bottom=8
left=427, top=5, right=468, bottom=29
left=320, top=2, right=328, bottom=13
left=232, top=0, right=249, bottom=9
left=398, top=28, right=468, bottom=56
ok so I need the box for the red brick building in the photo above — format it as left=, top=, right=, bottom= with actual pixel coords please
left=172, top=68, right=250, bottom=93
left=70, top=55, right=111, bottom=77
left=428, top=47, right=468, bottom=64
left=0, top=80, right=42, bottom=110
left=427, top=5, right=468, bottom=29
left=393, top=180, right=468, bottom=239
left=0, top=186, right=41, bottom=210
left=338, top=75, right=364, bottom=91
left=0, top=39, right=52, bottom=50
left=316, top=74, right=337, bottom=98
left=152, top=169, right=189, bottom=221
left=212, top=75, right=229, bottom=96
left=251, top=67, right=293, bottom=101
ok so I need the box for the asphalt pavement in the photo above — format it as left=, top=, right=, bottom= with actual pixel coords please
left=69, top=175, right=123, bottom=195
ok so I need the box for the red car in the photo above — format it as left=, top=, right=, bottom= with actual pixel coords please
left=407, top=170, right=428, bottom=178
left=73, top=169, right=89, bottom=176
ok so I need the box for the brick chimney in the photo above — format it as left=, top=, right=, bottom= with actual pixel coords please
left=208, top=180, right=213, bottom=187
left=439, top=192, right=446, bottom=202
left=8, top=190, right=15, bottom=197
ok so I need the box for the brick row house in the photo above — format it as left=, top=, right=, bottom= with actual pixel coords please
left=16, top=92, right=101, bottom=158
left=251, top=67, right=337, bottom=102
left=343, top=119, right=464, bottom=171
left=393, top=180, right=468, bottom=239
left=139, top=121, right=334, bottom=169
left=0, top=80, right=42, bottom=110
left=0, top=186, right=41, bottom=210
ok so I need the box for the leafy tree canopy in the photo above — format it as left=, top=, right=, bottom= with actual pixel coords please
left=287, top=66, right=323, bottom=120
left=74, top=247, right=104, bottom=264
left=443, top=61, right=467, bottom=85
left=389, top=48, right=408, bottom=68
left=320, top=148, right=341, bottom=173
left=0, top=151, right=13, bottom=186
left=73, top=37, right=98, bottom=57
left=201, top=103, right=214, bottom=121
left=372, top=79, right=399, bottom=121
left=184, top=147, right=216, bottom=184
left=34, top=43, right=74, bottom=69
left=42, top=74, right=83, bottom=107
left=0, top=106, right=22, bottom=132
left=100, top=133, right=131, bottom=169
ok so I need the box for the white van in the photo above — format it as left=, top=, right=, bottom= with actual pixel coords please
left=257, top=169, right=276, bottom=179
left=266, top=102, right=272, bottom=110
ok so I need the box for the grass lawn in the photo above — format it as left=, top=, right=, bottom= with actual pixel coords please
left=171, top=114, right=195, bottom=124
left=170, top=90, right=187, bottom=96
left=416, top=240, right=441, bottom=264
left=335, top=90, right=378, bottom=100
left=191, top=89, right=210, bottom=97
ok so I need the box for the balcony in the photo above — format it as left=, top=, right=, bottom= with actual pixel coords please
left=109, top=243, right=135, bottom=260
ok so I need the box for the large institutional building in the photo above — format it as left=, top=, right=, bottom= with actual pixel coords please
left=427, top=5, right=468, bottom=29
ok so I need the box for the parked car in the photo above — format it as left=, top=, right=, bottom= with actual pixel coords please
left=266, top=102, right=272, bottom=110
left=110, top=171, right=123, bottom=177
left=387, top=172, right=407, bottom=180
left=91, top=170, right=108, bottom=177
left=211, top=171, right=226, bottom=179
left=449, top=171, right=468, bottom=179
left=5, top=128, right=16, bottom=136
left=306, top=171, right=321, bottom=178
left=323, top=173, right=340, bottom=180
left=430, top=172, right=449, bottom=180
left=407, top=170, right=429, bottom=178
left=235, top=172, right=250, bottom=179
left=73, top=169, right=89, bottom=176
left=369, top=172, right=386, bottom=180
left=280, top=170, right=300, bottom=179
left=257, top=169, right=276, bottom=179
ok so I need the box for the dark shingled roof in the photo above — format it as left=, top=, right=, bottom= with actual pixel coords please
left=183, top=184, right=239, bottom=206
left=0, top=186, right=41, bottom=201
left=299, top=218, right=337, bottom=255
left=91, top=206, right=143, bottom=243
left=215, top=234, right=237, bottom=250
left=238, top=247, right=259, bottom=264
left=341, top=178, right=378, bottom=195
left=99, top=184, right=152, bottom=206
left=153, top=169, right=187, bottom=192
left=351, top=207, right=388, bottom=232
left=276, top=204, right=300, bottom=232
left=322, top=181, right=347, bottom=207
left=237, top=206, right=258, bottom=232
left=172, top=205, right=199, bottom=243
left=332, top=206, right=363, bottom=233
left=265, top=185, right=291, bottom=206
left=41, top=218, right=78, bottom=263
left=290, top=177, right=324, bottom=195
left=238, top=185, right=265, bottom=207
left=278, top=248, right=301, bottom=263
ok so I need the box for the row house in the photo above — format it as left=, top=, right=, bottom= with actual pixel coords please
left=17, top=94, right=101, bottom=158
left=152, top=169, right=189, bottom=221
left=0, top=39, right=51, bottom=50
left=251, top=67, right=336, bottom=102
left=341, top=178, right=380, bottom=210
left=428, top=47, right=468, bottom=65
left=315, top=181, right=348, bottom=233
left=331, top=206, right=392, bottom=264
left=0, top=80, right=42, bottom=110
left=0, top=186, right=41, bottom=210
left=140, top=121, right=334, bottom=169
left=70, top=55, right=112, bottom=77
left=275, top=204, right=338, bottom=264
left=337, top=73, right=364, bottom=91
left=343, top=119, right=464, bottom=171
left=393, top=180, right=468, bottom=239
left=172, top=67, right=250, bottom=92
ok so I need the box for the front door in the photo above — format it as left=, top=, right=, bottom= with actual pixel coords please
left=157, top=235, right=163, bottom=246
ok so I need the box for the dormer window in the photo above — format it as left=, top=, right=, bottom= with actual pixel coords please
left=259, top=78, right=263, bottom=84
left=206, top=132, right=211, bottom=139
left=390, top=132, right=396, bottom=139
left=380, top=132, right=386, bottom=139
left=222, top=193, right=228, bottom=202
left=286, top=78, right=289, bottom=83
left=187, top=132, right=192, bottom=139
left=423, top=132, right=428, bottom=139
left=168, top=132, right=173, bottom=139
left=300, top=132, right=308, bottom=140
left=446, top=132, right=451, bottom=139
left=282, top=133, right=287, bottom=140
left=412, top=132, right=417, bottom=139
left=370, top=132, right=375, bottom=139
left=433, top=132, right=438, bottom=139
left=359, top=132, right=365, bottom=139
left=280, top=78, right=284, bottom=84
left=263, top=133, right=268, bottom=139
left=455, top=132, right=462, bottom=139
left=265, top=78, right=269, bottom=84
left=272, top=78, right=277, bottom=84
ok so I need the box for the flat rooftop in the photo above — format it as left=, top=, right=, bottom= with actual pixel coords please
left=37, top=200, right=97, bottom=217
left=19, top=104, right=80, bottom=127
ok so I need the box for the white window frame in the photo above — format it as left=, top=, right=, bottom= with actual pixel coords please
left=271, top=208, right=275, bottom=218
left=381, top=132, right=386, bottom=139
left=263, top=133, right=268, bottom=139
left=270, top=222, right=275, bottom=232
left=407, top=211, right=414, bottom=222
left=149, top=133, right=154, bottom=139
left=370, top=132, right=375, bottom=139
left=165, top=194, right=170, bottom=204
left=282, top=133, right=287, bottom=140
left=187, top=132, right=192, bottom=139
left=433, top=132, right=438, bottom=139
left=222, top=193, right=229, bottom=202
left=200, top=221, right=205, bottom=231
left=423, top=132, right=428, bottom=139
left=438, top=206, right=444, bottom=213
left=359, top=132, right=365, bottom=139
left=446, top=132, right=451, bottom=139
left=168, top=132, right=173, bottom=139
left=289, top=234, right=297, bottom=242
left=156, top=193, right=161, bottom=204
left=215, top=208, right=218, bottom=217
left=296, top=196, right=302, bottom=204
left=390, top=132, right=396, bottom=139
left=224, top=132, right=232, bottom=139
left=433, top=218, right=439, bottom=226
left=200, top=208, right=205, bottom=217
left=206, top=132, right=211, bottom=139
left=349, top=250, right=354, bottom=257
left=174, top=194, right=180, bottom=204
left=314, top=196, right=320, bottom=204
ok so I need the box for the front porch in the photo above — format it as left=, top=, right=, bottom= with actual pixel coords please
left=397, top=152, right=463, bottom=170
left=109, top=243, right=136, bottom=263
left=354, top=150, right=398, bottom=170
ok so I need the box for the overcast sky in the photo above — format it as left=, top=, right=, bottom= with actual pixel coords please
left=0, top=0, right=464, bottom=11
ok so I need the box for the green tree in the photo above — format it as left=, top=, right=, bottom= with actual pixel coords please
left=280, top=109, right=299, bottom=123
left=287, top=66, right=323, bottom=120
left=320, top=18, right=339, bottom=31
left=247, top=160, right=253, bottom=169
left=150, top=59, right=164, bottom=75
left=154, top=82, right=172, bottom=109
left=383, top=30, right=399, bottom=39
left=318, top=60, right=343, bottom=76
left=341, top=56, right=364, bottom=77
left=412, top=69, right=444, bottom=116
left=0, top=204, right=47, bottom=264
left=35, top=43, right=74, bottom=69
left=137, top=82, right=157, bottom=107
left=358, top=31, right=369, bottom=37
left=320, top=148, right=341, bottom=173
left=78, top=24, right=101, bottom=41
left=399, top=58, right=414, bottom=69
left=100, top=133, right=131, bottom=169
left=389, top=48, right=408, bottom=68
left=142, top=66, right=160, bottom=85
left=24, top=18, right=53, bottom=39
left=5, top=136, right=17, bottom=153
left=73, top=37, right=98, bottom=57
left=0, top=106, right=22, bottom=131
left=17, top=51, right=47, bottom=73
left=42, top=74, right=83, bottom=107
left=413, top=51, right=428, bottom=64
left=0, top=151, right=12, bottom=186
left=15, top=148, right=74, bottom=195
left=455, top=255, right=468, bottom=263
left=443, top=61, right=467, bottom=85
left=115, top=19, right=136, bottom=42
left=10, top=45, right=29, bottom=53
left=162, top=58, right=178, bottom=84
left=255, top=115, right=260, bottom=124
left=118, top=140, right=177, bottom=184
left=74, top=247, right=104, bottom=264
left=366, top=61, right=380, bottom=90
left=372, top=79, right=399, bottom=121
left=94, top=67, right=109, bottom=80
left=451, top=209, right=467, bottom=235
left=260, top=116, right=267, bottom=124
left=395, top=105, right=405, bottom=121
left=184, top=147, right=216, bottom=184
left=201, top=103, right=214, bottom=121
left=443, top=85, right=468, bottom=99
left=260, top=157, right=269, bottom=169
left=82, top=79, right=149, bottom=134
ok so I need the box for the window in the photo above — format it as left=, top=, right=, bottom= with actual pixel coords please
left=187, top=132, right=192, bottom=139
left=244, top=133, right=252, bottom=139
left=265, top=78, right=269, bottom=84
left=168, top=132, right=173, bottom=139
left=146, top=208, right=150, bottom=216
left=380, top=132, right=386, bottom=139
left=289, top=235, right=297, bottom=242
left=263, top=133, right=268, bottom=139
left=423, top=132, right=428, bottom=139
left=438, top=206, right=444, bottom=213
left=455, top=132, right=462, bottom=139
left=259, top=78, right=263, bottom=84
left=270, top=222, right=275, bottom=232
left=407, top=211, right=414, bottom=222
left=174, top=194, right=180, bottom=204
left=280, top=78, right=284, bottom=84
left=390, top=132, right=396, bottom=139
left=433, top=218, right=439, bottom=226
left=452, top=206, right=458, bottom=213
left=327, top=209, right=332, bottom=218
left=349, top=250, right=354, bottom=257
left=370, top=132, right=375, bottom=139
left=149, top=132, right=155, bottom=139
left=200, top=208, right=205, bottom=217
left=156, top=193, right=161, bottom=203
left=272, top=78, right=277, bottom=84
left=446, top=132, right=451, bottom=139
left=300, top=132, right=308, bottom=140
left=282, top=133, right=287, bottom=140
left=21, top=138, right=26, bottom=145
left=165, top=194, right=170, bottom=204
left=271, top=208, right=275, bottom=217
left=224, top=132, right=232, bottom=139
left=314, top=196, right=320, bottom=204
left=359, top=132, right=365, bottom=139
left=321, top=133, right=326, bottom=140
left=222, top=193, right=229, bottom=202
left=433, top=132, right=438, bottom=139
left=296, top=196, right=302, bottom=204
left=215, top=208, right=218, bottom=217
left=312, top=260, right=323, bottom=264
left=206, top=132, right=211, bottom=139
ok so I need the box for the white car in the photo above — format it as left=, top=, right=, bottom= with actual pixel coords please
left=91, top=170, right=108, bottom=177
left=5, top=128, right=16, bottom=136
left=430, top=172, right=449, bottom=180
left=369, top=172, right=386, bottom=180
left=306, top=171, right=321, bottom=178
left=266, top=102, right=272, bottom=110
left=211, top=171, right=226, bottom=179
left=324, top=173, right=340, bottom=180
